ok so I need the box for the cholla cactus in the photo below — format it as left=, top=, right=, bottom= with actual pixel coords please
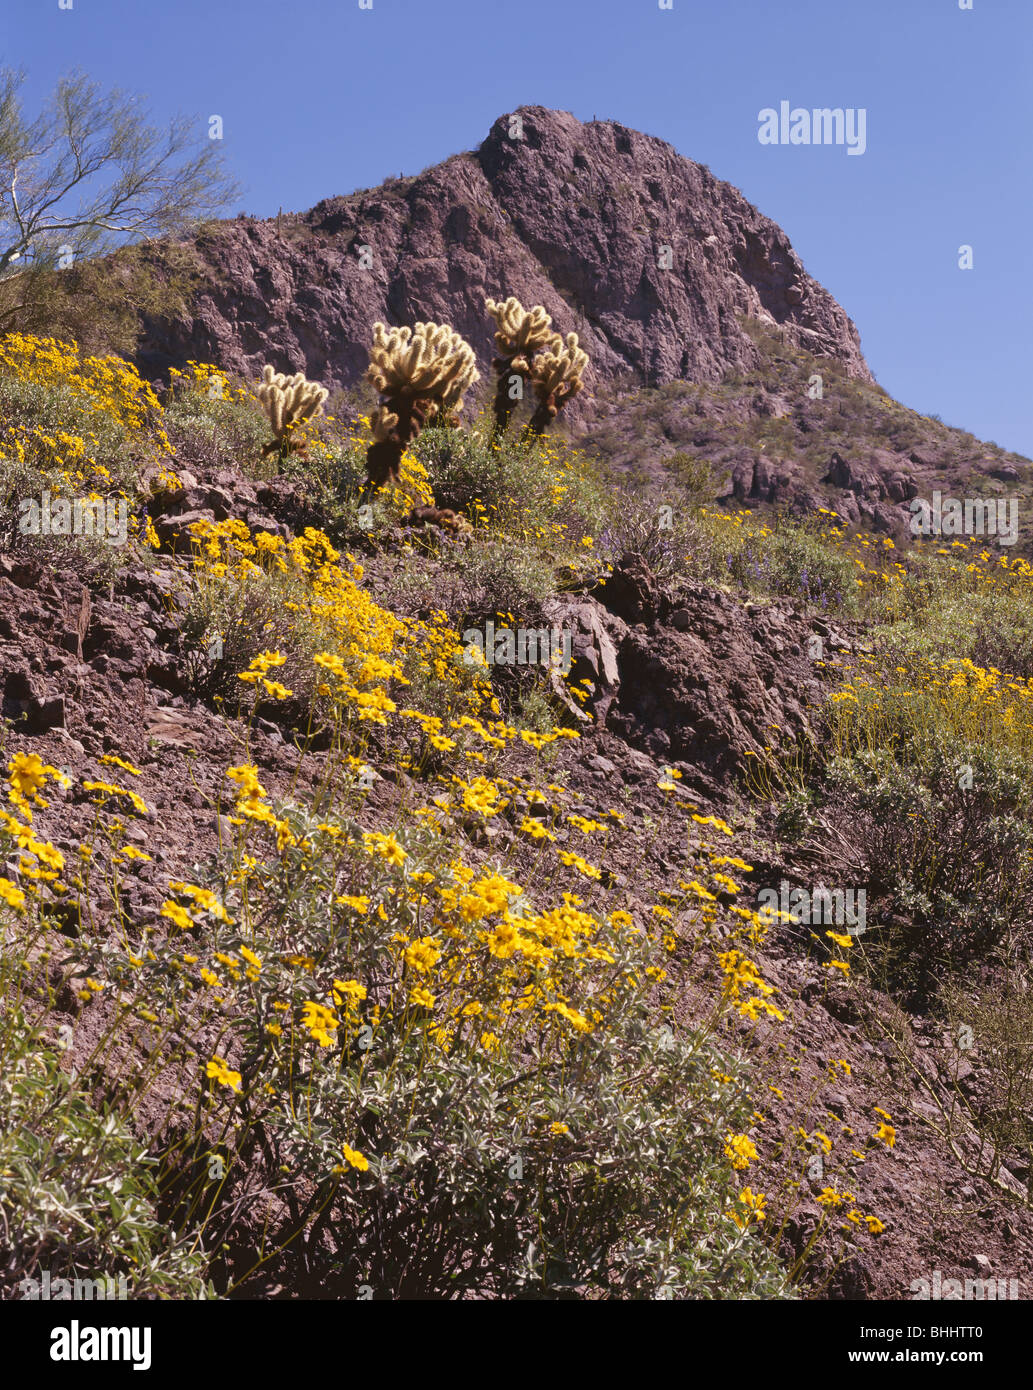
left=364, top=320, right=479, bottom=488
left=484, top=295, right=557, bottom=438
left=257, top=365, right=329, bottom=461
left=526, top=331, right=588, bottom=436
left=485, top=295, right=556, bottom=357
left=437, top=355, right=482, bottom=426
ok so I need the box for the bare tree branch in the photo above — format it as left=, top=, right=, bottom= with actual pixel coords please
left=0, top=66, right=239, bottom=289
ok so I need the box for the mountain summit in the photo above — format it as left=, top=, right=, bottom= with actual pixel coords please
left=137, top=106, right=872, bottom=394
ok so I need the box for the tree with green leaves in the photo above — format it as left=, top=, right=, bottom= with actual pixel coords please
left=0, top=66, right=238, bottom=350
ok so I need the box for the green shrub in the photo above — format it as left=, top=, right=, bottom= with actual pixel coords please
left=0, top=1010, right=212, bottom=1300
left=104, top=795, right=791, bottom=1300
left=161, top=364, right=270, bottom=476
left=663, top=452, right=715, bottom=505
left=879, top=588, right=1033, bottom=680
left=938, top=972, right=1033, bottom=1184
left=811, top=744, right=1033, bottom=997
left=414, top=419, right=608, bottom=545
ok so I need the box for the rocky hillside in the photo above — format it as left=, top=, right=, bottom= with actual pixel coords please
left=135, top=107, right=1026, bottom=546
left=582, top=320, right=1030, bottom=544
left=3, top=325, right=1033, bottom=1302
left=136, top=106, right=871, bottom=397
left=3, top=110, right=1033, bottom=1307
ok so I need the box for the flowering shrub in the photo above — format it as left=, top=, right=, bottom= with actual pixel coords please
left=76, top=781, right=790, bottom=1298
left=182, top=516, right=492, bottom=728
left=0, top=332, right=172, bottom=561
left=161, top=360, right=269, bottom=474
left=0, top=332, right=165, bottom=439
left=0, top=711, right=804, bottom=1300
left=0, top=1011, right=213, bottom=1300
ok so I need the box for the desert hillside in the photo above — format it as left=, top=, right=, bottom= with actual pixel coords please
left=134, top=106, right=871, bottom=394
left=130, top=105, right=1026, bottom=547
left=2, top=110, right=1032, bottom=1305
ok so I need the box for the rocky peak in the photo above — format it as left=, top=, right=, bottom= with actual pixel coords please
left=137, top=106, right=872, bottom=398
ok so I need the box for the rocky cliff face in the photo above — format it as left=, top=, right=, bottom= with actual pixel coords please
left=137, top=106, right=872, bottom=397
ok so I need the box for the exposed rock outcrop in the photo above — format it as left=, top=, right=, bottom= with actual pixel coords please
left=136, top=106, right=872, bottom=399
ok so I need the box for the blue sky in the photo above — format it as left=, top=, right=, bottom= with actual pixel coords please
left=8, top=0, right=1032, bottom=455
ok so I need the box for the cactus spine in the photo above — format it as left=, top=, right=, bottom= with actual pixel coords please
left=363, top=320, right=479, bottom=489
left=484, top=296, right=589, bottom=439
left=257, top=365, right=329, bottom=464
left=484, top=295, right=556, bottom=439
left=526, top=331, right=589, bottom=436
